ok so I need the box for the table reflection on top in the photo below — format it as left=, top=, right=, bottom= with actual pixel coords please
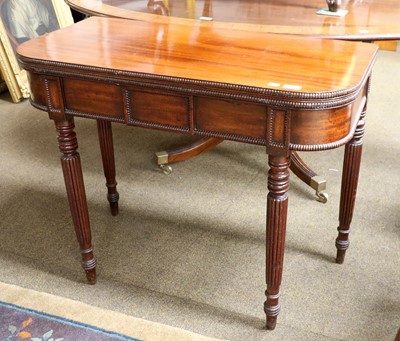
left=66, top=0, right=400, bottom=40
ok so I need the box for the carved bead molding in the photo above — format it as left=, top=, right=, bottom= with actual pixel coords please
left=20, top=57, right=369, bottom=110
left=44, top=77, right=64, bottom=120
left=266, top=108, right=290, bottom=156
left=35, top=68, right=369, bottom=153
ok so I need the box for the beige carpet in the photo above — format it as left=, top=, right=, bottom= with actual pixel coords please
left=0, top=50, right=399, bottom=341
left=0, top=281, right=226, bottom=341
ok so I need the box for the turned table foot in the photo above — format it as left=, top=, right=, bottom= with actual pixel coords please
left=266, top=315, right=278, bottom=330
left=82, top=251, right=97, bottom=284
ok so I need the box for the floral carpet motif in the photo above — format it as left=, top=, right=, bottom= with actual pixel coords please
left=0, top=302, right=141, bottom=341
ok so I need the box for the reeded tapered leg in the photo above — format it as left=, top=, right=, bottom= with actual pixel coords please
left=336, top=111, right=365, bottom=264
left=264, top=154, right=290, bottom=330
left=55, top=119, right=96, bottom=284
left=97, top=120, right=119, bottom=216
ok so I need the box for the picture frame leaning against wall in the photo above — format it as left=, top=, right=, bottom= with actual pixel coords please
left=0, top=0, right=74, bottom=102
left=0, top=69, right=7, bottom=93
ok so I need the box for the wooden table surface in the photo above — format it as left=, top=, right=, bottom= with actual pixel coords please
left=17, top=18, right=376, bottom=94
left=66, top=0, right=400, bottom=40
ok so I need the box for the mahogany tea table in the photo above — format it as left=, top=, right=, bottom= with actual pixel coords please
left=17, top=17, right=378, bottom=330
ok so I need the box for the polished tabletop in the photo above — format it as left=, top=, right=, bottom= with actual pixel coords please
left=17, top=17, right=377, bottom=95
left=66, top=0, right=400, bottom=40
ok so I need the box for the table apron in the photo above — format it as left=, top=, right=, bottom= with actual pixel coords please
left=27, top=72, right=368, bottom=154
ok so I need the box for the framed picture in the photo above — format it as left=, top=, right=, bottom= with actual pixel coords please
left=0, top=0, right=74, bottom=102
left=0, top=69, right=7, bottom=93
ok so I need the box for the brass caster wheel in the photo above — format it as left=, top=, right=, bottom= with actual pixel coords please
left=316, top=191, right=328, bottom=204
left=159, top=164, right=172, bottom=175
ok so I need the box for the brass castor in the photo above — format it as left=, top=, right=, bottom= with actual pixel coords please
left=316, top=191, right=328, bottom=203
left=159, top=164, right=172, bottom=175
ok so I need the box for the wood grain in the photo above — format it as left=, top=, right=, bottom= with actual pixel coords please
left=17, top=17, right=377, bottom=94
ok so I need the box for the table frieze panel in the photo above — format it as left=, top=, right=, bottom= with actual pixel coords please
left=124, top=88, right=191, bottom=133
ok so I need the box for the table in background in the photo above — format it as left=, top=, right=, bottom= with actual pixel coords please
left=66, top=0, right=400, bottom=40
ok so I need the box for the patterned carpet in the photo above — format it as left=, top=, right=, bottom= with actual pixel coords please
left=1, top=301, right=140, bottom=341
left=0, top=282, right=226, bottom=341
